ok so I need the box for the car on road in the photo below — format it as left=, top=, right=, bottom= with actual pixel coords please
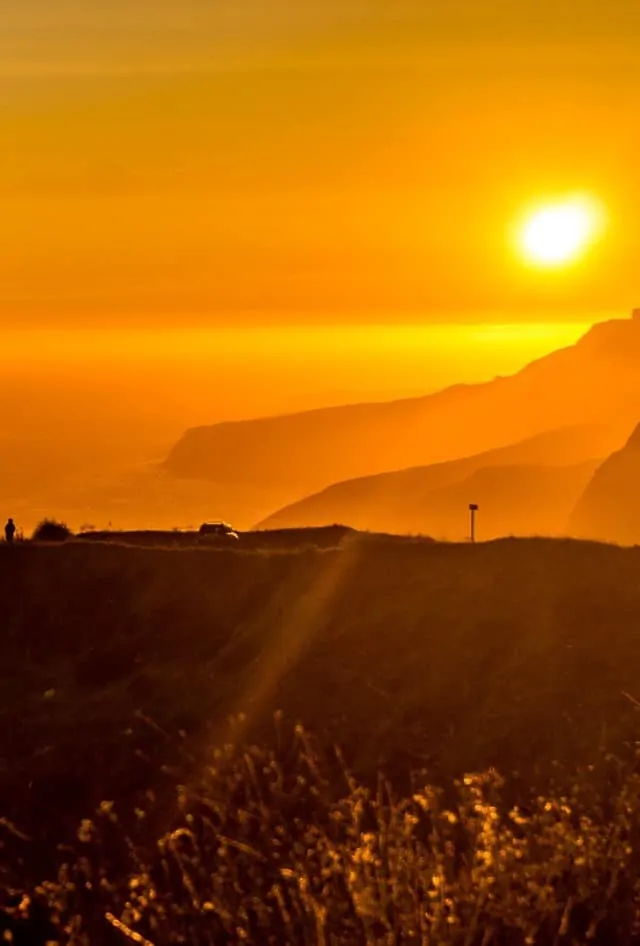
left=198, top=521, right=240, bottom=542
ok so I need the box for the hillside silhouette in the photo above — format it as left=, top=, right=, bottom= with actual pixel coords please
left=569, top=422, right=640, bottom=543
left=164, top=315, right=640, bottom=525
left=78, top=524, right=355, bottom=550
left=6, top=536, right=640, bottom=859
left=257, top=424, right=623, bottom=536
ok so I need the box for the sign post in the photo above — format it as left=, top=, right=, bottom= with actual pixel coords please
left=469, top=503, right=479, bottom=543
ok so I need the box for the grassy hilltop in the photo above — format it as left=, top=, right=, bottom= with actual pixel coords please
left=5, top=534, right=640, bottom=941
left=3, top=534, right=640, bottom=833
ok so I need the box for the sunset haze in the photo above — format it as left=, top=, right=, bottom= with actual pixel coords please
left=3, top=0, right=639, bottom=324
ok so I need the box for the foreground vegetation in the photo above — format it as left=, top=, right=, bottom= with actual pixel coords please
left=3, top=728, right=640, bottom=944
left=4, top=536, right=640, bottom=940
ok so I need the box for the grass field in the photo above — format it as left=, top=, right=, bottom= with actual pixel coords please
left=4, top=534, right=640, bottom=941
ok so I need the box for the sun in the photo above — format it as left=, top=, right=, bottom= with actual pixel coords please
left=517, top=196, right=605, bottom=268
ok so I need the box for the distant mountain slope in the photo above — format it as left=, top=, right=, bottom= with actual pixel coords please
left=260, top=461, right=599, bottom=540
left=569, top=423, right=640, bottom=544
left=164, top=315, right=640, bottom=521
left=419, top=461, right=599, bottom=540
left=257, top=424, right=625, bottom=533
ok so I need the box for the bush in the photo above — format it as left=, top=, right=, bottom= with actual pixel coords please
left=32, top=519, right=73, bottom=542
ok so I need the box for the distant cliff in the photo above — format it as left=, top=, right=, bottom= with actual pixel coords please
left=257, top=425, right=621, bottom=537
left=164, top=316, right=640, bottom=523
left=569, top=423, right=640, bottom=544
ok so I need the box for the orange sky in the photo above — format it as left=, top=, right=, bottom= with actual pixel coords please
left=2, top=0, right=640, bottom=326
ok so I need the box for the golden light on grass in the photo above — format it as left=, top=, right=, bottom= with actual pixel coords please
left=516, top=195, right=606, bottom=268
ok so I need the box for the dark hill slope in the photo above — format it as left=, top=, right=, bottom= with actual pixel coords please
left=258, top=424, right=619, bottom=534
left=4, top=538, right=640, bottom=850
left=570, top=422, right=640, bottom=544
left=165, top=317, right=640, bottom=515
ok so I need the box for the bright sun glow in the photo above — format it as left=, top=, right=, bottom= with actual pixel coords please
left=518, top=196, right=605, bottom=267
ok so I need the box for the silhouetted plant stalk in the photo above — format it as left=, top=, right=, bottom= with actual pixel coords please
left=5, top=722, right=640, bottom=944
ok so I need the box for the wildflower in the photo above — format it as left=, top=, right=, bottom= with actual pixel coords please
left=412, top=792, right=431, bottom=812
left=98, top=800, right=115, bottom=817
left=77, top=819, right=94, bottom=843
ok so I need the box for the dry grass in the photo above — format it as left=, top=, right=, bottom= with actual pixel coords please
left=3, top=536, right=640, bottom=941
left=4, top=726, right=640, bottom=944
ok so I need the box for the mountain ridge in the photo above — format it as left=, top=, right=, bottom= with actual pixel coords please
left=256, top=424, right=624, bottom=535
left=163, top=314, right=640, bottom=527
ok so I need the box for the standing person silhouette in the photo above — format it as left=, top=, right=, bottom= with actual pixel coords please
left=5, top=518, right=16, bottom=544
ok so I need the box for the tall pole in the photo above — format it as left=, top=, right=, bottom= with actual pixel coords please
left=469, top=503, right=479, bottom=543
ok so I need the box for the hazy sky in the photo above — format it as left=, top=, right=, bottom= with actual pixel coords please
left=3, top=0, right=640, bottom=326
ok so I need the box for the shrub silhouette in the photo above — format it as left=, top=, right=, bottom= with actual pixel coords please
left=32, top=519, right=73, bottom=542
